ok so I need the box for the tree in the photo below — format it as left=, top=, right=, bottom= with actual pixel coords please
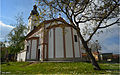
left=36, top=0, right=120, bottom=70
left=7, top=14, right=28, bottom=61
left=0, top=41, right=6, bottom=62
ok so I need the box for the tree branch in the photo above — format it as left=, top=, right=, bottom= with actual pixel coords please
left=43, top=0, right=61, bottom=11
left=56, top=0, right=74, bottom=25
left=74, top=0, right=89, bottom=17
left=86, top=3, right=118, bottom=42
left=99, top=19, right=120, bottom=29
left=56, top=0, right=67, bottom=14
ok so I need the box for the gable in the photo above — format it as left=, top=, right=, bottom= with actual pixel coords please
left=26, top=17, right=72, bottom=39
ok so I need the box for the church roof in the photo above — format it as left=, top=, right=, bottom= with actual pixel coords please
left=26, top=17, right=70, bottom=38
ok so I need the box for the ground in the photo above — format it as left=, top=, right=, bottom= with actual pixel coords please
left=1, top=62, right=120, bottom=74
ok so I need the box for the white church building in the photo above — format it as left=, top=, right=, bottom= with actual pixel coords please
left=17, top=5, right=83, bottom=62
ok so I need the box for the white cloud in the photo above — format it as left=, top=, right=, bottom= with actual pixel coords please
left=0, top=21, right=14, bottom=42
left=92, top=25, right=119, bottom=54
left=0, top=21, right=14, bottom=28
left=93, top=25, right=119, bottom=43
left=78, top=20, right=119, bottom=54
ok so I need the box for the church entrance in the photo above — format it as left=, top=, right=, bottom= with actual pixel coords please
left=38, top=49, right=40, bottom=61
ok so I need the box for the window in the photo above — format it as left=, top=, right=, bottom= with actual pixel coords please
left=34, top=19, right=37, bottom=21
left=49, top=30, right=51, bottom=37
left=34, top=26, right=36, bottom=29
left=27, top=46, right=29, bottom=52
left=74, top=35, right=77, bottom=42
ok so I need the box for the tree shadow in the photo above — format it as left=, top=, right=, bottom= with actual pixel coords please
left=102, top=69, right=120, bottom=71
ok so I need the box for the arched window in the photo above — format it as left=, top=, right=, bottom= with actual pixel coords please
left=27, top=46, right=29, bottom=52
left=74, top=35, right=77, bottom=42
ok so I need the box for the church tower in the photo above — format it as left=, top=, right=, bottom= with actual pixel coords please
left=28, top=5, right=39, bottom=32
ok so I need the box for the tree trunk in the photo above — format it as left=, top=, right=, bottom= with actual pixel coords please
left=97, top=49, right=101, bottom=61
left=14, top=53, right=17, bottom=61
left=85, top=47, right=101, bottom=70
left=77, top=29, right=101, bottom=70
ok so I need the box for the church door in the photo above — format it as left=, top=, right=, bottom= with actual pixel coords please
left=38, top=49, right=40, bottom=60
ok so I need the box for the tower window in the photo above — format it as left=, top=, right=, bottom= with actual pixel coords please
left=34, top=26, right=36, bottom=29
left=34, top=19, right=37, bottom=21
left=74, top=35, right=77, bottom=42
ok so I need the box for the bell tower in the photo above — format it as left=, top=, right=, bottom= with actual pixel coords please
left=28, top=5, right=39, bottom=32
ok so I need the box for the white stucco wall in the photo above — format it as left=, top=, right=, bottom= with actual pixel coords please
left=44, top=45, right=47, bottom=59
left=39, top=45, right=42, bottom=60
left=78, top=38, right=82, bottom=58
left=55, top=27, right=64, bottom=58
left=73, top=28, right=80, bottom=57
left=31, top=40, right=37, bottom=59
left=65, top=27, right=73, bottom=58
left=17, top=54, right=20, bottom=61
left=48, top=29, right=54, bottom=58
left=26, top=19, right=84, bottom=61
left=17, top=51, right=26, bottom=62
left=45, top=21, right=63, bottom=28
left=26, top=40, right=31, bottom=59
left=47, top=27, right=82, bottom=59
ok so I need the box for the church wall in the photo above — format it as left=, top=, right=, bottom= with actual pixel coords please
left=36, top=28, right=44, bottom=44
left=26, top=40, right=31, bottom=59
left=78, top=37, right=82, bottom=58
left=26, top=27, right=45, bottom=60
left=44, top=45, right=47, bottom=59
left=65, top=27, right=73, bottom=58
left=38, top=45, right=42, bottom=60
left=17, top=53, right=20, bottom=61
left=28, top=28, right=43, bottom=39
left=73, top=29, right=80, bottom=57
left=26, top=19, right=83, bottom=61
left=21, top=51, right=26, bottom=61
left=26, top=5, right=84, bottom=61
left=45, top=21, right=63, bottom=28
left=17, top=51, right=26, bottom=62
left=48, top=29, right=54, bottom=58
left=55, top=27, right=64, bottom=58
left=31, top=40, right=37, bottom=59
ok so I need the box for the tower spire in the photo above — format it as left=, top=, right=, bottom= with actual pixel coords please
left=30, top=5, right=39, bottom=16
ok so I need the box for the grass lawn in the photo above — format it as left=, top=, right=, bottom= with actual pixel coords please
left=1, top=62, right=120, bottom=74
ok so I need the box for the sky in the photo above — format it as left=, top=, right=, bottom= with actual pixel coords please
left=0, top=0, right=35, bottom=41
left=0, top=0, right=119, bottom=54
left=93, top=25, right=119, bottom=54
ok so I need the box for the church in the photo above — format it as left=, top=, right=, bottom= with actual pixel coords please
left=17, top=5, right=83, bottom=62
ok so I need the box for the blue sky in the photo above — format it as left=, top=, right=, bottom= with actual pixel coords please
left=1, top=0, right=34, bottom=24
left=93, top=25, right=119, bottom=54
left=0, top=0, right=119, bottom=54
left=0, top=0, right=35, bottom=41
